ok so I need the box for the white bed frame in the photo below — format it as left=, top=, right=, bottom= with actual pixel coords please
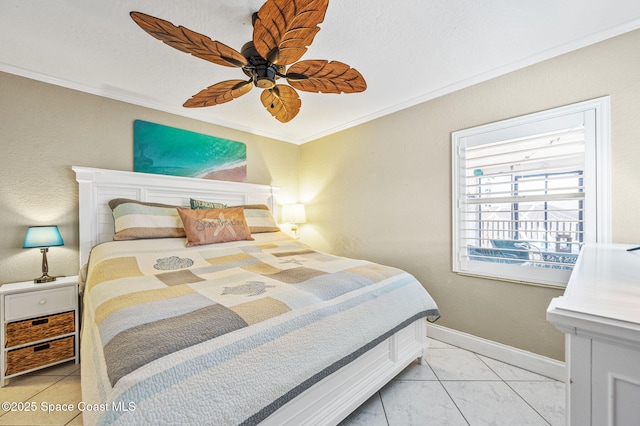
left=73, top=166, right=428, bottom=425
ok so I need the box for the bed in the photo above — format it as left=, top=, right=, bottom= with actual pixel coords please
left=74, top=166, right=440, bottom=425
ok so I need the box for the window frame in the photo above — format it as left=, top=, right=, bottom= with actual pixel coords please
left=452, top=97, right=610, bottom=287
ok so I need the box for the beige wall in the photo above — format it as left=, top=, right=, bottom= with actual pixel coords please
left=299, top=29, right=640, bottom=361
left=0, top=72, right=299, bottom=284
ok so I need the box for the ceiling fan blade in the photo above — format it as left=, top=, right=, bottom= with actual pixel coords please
left=130, top=11, right=248, bottom=68
left=260, top=85, right=301, bottom=122
left=253, top=0, right=328, bottom=66
left=286, top=60, right=367, bottom=94
left=183, top=80, right=253, bottom=108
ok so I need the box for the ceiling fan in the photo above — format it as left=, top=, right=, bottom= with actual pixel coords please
left=130, top=0, right=367, bottom=123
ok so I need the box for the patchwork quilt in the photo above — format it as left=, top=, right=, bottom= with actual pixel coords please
left=81, top=232, right=440, bottom=425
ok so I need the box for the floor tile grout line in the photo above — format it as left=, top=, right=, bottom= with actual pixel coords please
left=472, top=352, right=507, bottom=382
left=64, top=365, right=83, bottom=425
left=66, top=411, right=83, bottom=426
left=475, top=353, right=553, bottom=426
left=434, top=377, right=471, bottom=426
left=503, top=380, right=553, bottom=426
left=5, top=373, right=67, bottom=401
left=424, top=357, right=442, bottom=382
left=475, top=353, right=558, bottom=382
left=423, top=356, right=472, bottom=426
left=376, top=391, right=390, bottom=426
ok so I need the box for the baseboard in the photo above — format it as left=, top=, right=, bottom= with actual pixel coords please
left=426, top=323, right=566, bottom=381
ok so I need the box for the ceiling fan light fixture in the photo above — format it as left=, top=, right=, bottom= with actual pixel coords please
left=254, top=64, right=277, bottom=89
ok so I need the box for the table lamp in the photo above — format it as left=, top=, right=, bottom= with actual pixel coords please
left=23, top=225, right=64, bottom=283
left=281, top=203, right=306, bottom=238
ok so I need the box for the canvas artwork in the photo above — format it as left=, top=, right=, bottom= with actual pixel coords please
left=133, top=120, right=247, bottom=182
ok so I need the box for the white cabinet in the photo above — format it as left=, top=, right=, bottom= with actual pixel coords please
left=0, top=276, right=79, bottom=386
left=547, top=243, right=640, bottom=426
left=592, top=340, right=640, bottom=425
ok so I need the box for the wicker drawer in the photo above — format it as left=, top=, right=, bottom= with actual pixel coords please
left=5, top=336, right=75, bottom=376
left=5, top=311, right=75, bottom=348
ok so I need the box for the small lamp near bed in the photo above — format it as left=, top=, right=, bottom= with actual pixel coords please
left=281, top=203, right=306, bottom=238
left=23, top=225, right=64, bottom=283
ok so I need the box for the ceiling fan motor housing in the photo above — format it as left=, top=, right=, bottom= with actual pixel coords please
left=241, top=41, right=282, bottom=89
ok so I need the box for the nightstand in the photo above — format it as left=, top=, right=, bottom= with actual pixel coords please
left=0, top=276, right=79, bottom=387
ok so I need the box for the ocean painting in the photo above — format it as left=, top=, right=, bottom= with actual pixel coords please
left=133, top=120, right=247, bottom=182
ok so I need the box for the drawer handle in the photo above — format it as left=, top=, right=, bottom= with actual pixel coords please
left=39, top=299, right=47, bottom=305
left=32, top=318, right=49, bottom=326
left=34, top=343, right=50, bottom=352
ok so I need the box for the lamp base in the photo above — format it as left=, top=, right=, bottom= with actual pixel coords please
left=34, top=274, right=56, bottom=284
left=34, top=247, right=57, bottom=283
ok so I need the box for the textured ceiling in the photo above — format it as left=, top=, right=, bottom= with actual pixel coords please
left=2, top=1, right=640, bottom=144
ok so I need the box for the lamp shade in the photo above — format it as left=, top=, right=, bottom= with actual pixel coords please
left=281, top=203, right=306, bottom=224
left=23, top=226, right=64, bottom=249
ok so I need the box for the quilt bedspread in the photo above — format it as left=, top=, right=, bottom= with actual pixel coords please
left=81, top=232, right=440, bottom=425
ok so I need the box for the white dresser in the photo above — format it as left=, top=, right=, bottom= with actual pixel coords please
left=547, top=243, right=640, bottom=426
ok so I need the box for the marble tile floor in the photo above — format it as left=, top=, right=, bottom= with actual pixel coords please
left=0, top=338, right=564, bottom=425
left=341, top=338, right=565, bottom=426
left=0, top=361, right=81, bottom=425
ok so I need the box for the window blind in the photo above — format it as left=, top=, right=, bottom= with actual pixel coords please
left=460, top=128, right=585, bottom=271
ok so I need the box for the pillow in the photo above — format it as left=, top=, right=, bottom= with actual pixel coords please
left=233, top=204, right=280, bottom=233
left=190, top=198, right=228, bottom=210
left=192, top=201, right=279, bottom=233
left=108, top=199, right=185, bottom=240
left=177, top=207, right=254, bottom=247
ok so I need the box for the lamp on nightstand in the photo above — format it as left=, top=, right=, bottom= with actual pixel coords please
left=23, top=225, right=64, bottom=283
left=281, top=203, right=306, bottom=238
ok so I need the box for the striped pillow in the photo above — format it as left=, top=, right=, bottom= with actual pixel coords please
left=234, top=204, right=280, bottom=233
left=108, top=199, right=185, bottom=240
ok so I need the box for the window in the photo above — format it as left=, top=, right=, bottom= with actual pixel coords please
left=452, top=98, right=610, bottom=287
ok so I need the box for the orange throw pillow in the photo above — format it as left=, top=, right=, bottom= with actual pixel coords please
left=177, top=207, right=254, bottom=247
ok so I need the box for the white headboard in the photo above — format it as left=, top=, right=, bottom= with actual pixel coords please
left=73, top=166, right=279, bottom=266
